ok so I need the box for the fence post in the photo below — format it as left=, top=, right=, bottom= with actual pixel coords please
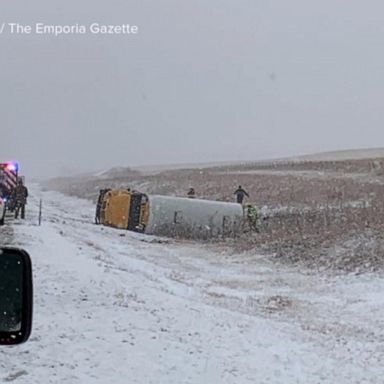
left=38, top=199, right=42, bottom=226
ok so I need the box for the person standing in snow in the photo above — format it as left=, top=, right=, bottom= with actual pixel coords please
left=246, top=204, right=259, bottom=232
left=187, top=187, right=196, bottom=198
left=14, top=179, right=28, bottom=219
left=234, top=185, right=249, bottom=204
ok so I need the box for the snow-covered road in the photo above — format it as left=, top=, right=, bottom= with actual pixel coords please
left=0, top=185, right=383, bottom=383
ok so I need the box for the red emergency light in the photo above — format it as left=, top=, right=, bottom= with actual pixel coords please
left=5, top=162, right=18, bottom=172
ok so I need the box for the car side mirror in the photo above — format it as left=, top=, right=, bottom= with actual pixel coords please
left=0, top=248, right=33, bottom=345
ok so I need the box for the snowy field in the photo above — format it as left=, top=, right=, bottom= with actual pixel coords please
left=0, top=185, right=383, bottom=383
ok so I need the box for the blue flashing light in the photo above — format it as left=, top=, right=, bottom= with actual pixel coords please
left=5, top=162, right=18, bottom=172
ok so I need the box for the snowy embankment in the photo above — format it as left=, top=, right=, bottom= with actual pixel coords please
left=0, top=184, right=383, bottom=383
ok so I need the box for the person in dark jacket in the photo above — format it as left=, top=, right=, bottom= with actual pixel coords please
left=14, top=179, right=28, bottom=219
left=234, top=185, right=249, bottom=204
left=187, top=187, right=196, bottom=198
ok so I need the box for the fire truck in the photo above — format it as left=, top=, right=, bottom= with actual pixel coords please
left=0, top=161, right=19, bottom=208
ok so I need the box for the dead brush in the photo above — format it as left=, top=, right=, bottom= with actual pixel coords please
left=236, top=197, right=384, bottom=273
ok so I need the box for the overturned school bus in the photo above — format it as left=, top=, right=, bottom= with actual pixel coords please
left=96, top=189, right=243, bottom=239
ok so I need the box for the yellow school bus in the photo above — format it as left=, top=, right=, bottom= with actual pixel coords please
left=96, top=189, right=243, bottom=239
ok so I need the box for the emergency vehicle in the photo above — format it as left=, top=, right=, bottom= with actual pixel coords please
left=0, top=197, right=5, bottom=225
left=0, top=161, right=19, bottom=211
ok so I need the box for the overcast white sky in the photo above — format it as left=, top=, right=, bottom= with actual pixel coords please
left=1, top=0, right=384, bottom=178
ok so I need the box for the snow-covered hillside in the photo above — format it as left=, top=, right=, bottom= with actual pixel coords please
left=0, top=185, right=383, bottom=383
left=287, top=147, right=384, bottom=162
left=133, top=147, right=384, bottom=173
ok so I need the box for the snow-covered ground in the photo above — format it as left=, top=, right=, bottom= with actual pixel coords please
left=0, top=185, right=383, bottom=383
